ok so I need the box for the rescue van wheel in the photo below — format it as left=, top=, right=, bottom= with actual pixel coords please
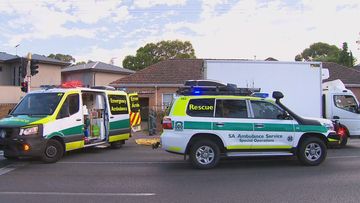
left=297, top=137, right=327, bottom=166
left=189, top=140, right=220, bottom=169
left=41, top=139, right=64, bottom=163
left=110, top=141, right=123, bottom=149
left=3, top=154, right=18, bottom=160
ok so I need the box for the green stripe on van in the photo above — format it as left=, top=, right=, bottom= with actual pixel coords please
left=295, top=125, right=327, bottom=133
left=254, top=123, right=294, bottom=132
left=60, top=125, right=83, bottom=136
left=110, top=119, right=130, bottom=130
left=184, top=121, right=212, bottom=130
left=213, top=122, right=253, bottom=131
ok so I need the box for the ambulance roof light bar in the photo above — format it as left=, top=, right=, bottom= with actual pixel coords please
left=177, top=80, right=260, bottom=96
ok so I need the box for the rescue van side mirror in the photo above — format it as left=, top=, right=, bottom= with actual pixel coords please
left=272, top=91, right=284, bottom=100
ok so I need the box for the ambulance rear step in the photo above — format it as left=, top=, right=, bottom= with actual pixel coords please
left=84, top=141, right=107, bottom=148
left=226, top=151, right=293, bottom=157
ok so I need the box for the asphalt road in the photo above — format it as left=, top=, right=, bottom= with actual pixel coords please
left=1, top=137, right=360, bottom=203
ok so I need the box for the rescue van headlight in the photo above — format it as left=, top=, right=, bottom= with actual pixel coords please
left=20, top=126, right=39, bottom=136
left=323, top=123, right=334, bottom=131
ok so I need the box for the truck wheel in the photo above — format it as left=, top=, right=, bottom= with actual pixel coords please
left=297, top=137, right=327, bottom=166
left=41, top=139, right=64, bottom=163
left=338, top=127, right=349, bottom=147
left=189, top=140, right=220, bottom=169
left=110, top=141, right=123, bottom=149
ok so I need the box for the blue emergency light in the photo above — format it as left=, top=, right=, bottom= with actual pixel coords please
left=252, top=93, right=269, bottom=98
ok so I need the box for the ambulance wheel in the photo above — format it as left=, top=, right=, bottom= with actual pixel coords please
left=110, top=141, right=123, bottom=149
left=297, top=137, right=327, bottom=166
left=189, top=140, right=220, bottom=169
left=41, top=139, right=64, bottom=163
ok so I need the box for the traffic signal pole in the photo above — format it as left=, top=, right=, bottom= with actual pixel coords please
left=26, top=52, right=31, bottom=92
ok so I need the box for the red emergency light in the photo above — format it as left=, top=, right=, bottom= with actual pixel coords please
left=61, top=81, right=83, bottom=88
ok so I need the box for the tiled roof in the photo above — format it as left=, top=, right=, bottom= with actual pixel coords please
left=323, top=62, right=360, bottom=85
left=62, top=61, right=134, bottom=74
left=32, top=54, right=70, bottom=66
left=0, top=52, right=69, bottom=66
left=0, top=52, right=19, bottom=61
left=110, top=59, right=204, bottom=84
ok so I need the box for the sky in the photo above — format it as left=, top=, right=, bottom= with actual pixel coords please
left=0, top=0, right=359, bottom=66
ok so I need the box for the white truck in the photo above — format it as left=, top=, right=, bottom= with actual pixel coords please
left=204, top=60, right=360, bottom=146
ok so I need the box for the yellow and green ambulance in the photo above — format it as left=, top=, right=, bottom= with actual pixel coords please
left=0, top=87, right=137, bottom=163
left=159, top=80, right=340, bottom=169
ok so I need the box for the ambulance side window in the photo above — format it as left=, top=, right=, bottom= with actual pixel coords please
left=57, top=94, right=79, bottom=119
left=215, top=100, right=248, bottom=118
left=186, top=99, right=215, bottom=117
left=251, top=101, right=284, bottom=120
left=108, top=95, right=128, bottom=115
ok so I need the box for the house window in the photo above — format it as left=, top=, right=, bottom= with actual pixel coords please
left=162, top=93, right=174, bottom=109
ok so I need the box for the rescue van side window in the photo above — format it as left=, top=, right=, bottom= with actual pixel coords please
left=186, top=99, right=215, bottom=117
left=251, top=101, right=284, bottom=120
left=108, top=95, right=128, bottom=115
left=57, top=94, right=79, bottom=119
left=215, top=99, right=248, bottom=118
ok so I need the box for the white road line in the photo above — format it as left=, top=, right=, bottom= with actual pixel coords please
left=0, top=192, right=156, bottom=196
left=59, top=161, right=185, bottom=164
left=328, top=155, right=360, bottom=159
left=0, top=163, right=27, bottom=176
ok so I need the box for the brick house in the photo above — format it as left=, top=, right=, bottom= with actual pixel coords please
left=110, top=59, right=204, bottom=120
left=62, top=61, right=134, bottom=87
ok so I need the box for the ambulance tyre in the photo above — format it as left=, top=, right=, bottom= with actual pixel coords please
left=297, top=137, right=327, bottom=166
left=189, top=139, right=220, bottom=169
left=110, top=141, right=123, bottom=149
left=41, top=139, right=64, bottom=163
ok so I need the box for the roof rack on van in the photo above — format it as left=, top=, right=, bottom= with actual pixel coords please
left=177, top=80, right=260, bottom=96
left=90, top=86, right=116, bottom=90
left=40, top=85, right=59, bottom=90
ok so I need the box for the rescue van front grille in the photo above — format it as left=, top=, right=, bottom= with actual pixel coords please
left=0, top=128, right=19, bottom=138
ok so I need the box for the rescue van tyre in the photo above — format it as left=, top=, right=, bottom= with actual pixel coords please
left=3, top=154, right=18, bottom=160
left=41, top=139, right=64, bottom=163
left=297, top=137, right=327, bottom=166
left=110, top=141, right=123, bottom=149
left=189, top=140, right=220, bottom=169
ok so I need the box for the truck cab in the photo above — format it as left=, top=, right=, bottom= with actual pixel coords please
left=323, top=80, right=360, bottom=145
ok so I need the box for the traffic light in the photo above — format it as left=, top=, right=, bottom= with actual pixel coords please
left=21, top=81, right=28, bottom=93
left=30, top=59, right=39, bottom=76
left=19, top=58, right=28, bottom=78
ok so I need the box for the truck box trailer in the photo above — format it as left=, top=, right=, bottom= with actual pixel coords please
left=204, top=60, right=360, bottom=146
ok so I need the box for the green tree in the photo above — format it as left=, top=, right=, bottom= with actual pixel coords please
left=295, top=42, right=357, bottom=67
left=295, top=42, right=340, bottom=62
left=338, top=42, right=350, bottom=66
left=48, top=53, right=76, bottom=63
left=123, top=40, right=196, bottom=71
